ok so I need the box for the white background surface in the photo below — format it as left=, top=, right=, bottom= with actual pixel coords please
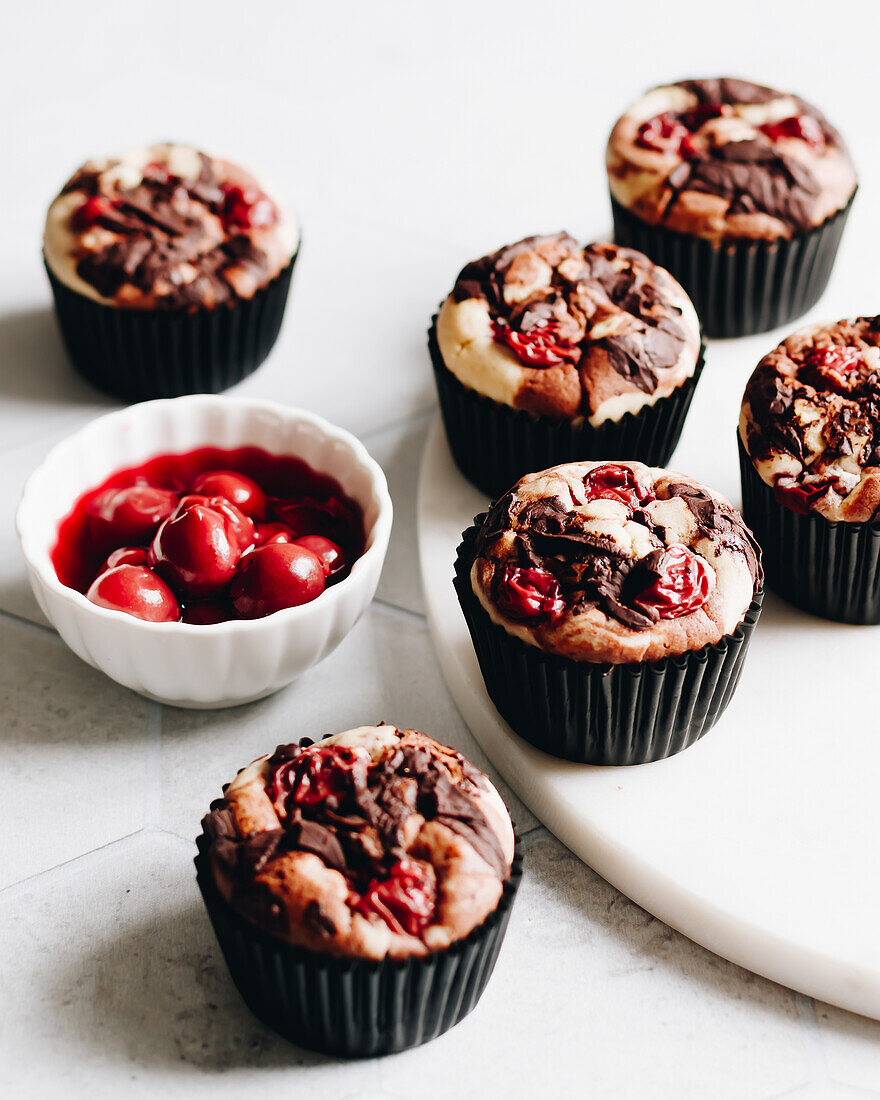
left=2, top=2, right=880, bottom=1097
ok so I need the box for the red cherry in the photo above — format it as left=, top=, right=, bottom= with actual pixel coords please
left=189, top=470, right=268, bottom=520
left=352, top=859, right=437, bottom=937
left=583, top=464, right=655, bottom=509
left=181, top=598, right=232, bottom=625
left=229, top=543, right=325, bottom=619
left=97, top=546, right=149, bottom=574
left=87, top=485, right=179, bottom=550
left=636, top=105, right=723, bottom=158
left=760, top=115, right=825, bottom=149
left=267, top=745, right=366, bottom=815
left=294, top=535, right=347, bottom=578
left=495, top=564, right=565, bottom=621
left=254, top=522, right=296, bottom=548
left=71, top=196, right=114, bottom=231
left=634, top=546, right=713, bottom=620
left=220, top=182, right=278, bottom=230
left=86, top=565, right=180, bottom=623
left=149, top=500, right=242, bottom=597
left=801, top=346, right=863, bottom=394
left=773, top=476, right=837, bottom=515
left=175, top=494, right=255, bottom=552
left=491, top=318, right=580, bottom=367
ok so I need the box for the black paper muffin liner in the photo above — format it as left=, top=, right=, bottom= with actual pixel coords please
left=738, top=435, right=880, bottom=623
left=610, top=192, right=856, bottom=339
left=45, top=250, right=297, bottom=402
left=454, top=521, right=764, bottom=765
left=195, top=823, right=523, bottom=1058
left=429, top=314, right=705, bottom=500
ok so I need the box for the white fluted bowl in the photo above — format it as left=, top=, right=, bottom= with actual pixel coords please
left=16, top=396, right=392, bottom=708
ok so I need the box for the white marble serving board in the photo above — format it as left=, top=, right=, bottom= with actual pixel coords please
left=418, top=414, right=880, bottom=1021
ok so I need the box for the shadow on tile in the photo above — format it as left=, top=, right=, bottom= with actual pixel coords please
left=520, top=829, right=804, bottom=1025
left=53, top=894, right=349, bottom=1073
left=0, top=304, right=114, bottom=407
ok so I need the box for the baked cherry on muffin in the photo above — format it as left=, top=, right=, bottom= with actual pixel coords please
left=607, top=78, right=857, bottom=337
left=430, top=235, right=703, bottom=497
left=196, top=724, right=521, bottom=1055
left=455, top=461, right=763, bottom=763
left=43, top=143, right=299, bottom=399
left=739, top=317, right=880, bottom=623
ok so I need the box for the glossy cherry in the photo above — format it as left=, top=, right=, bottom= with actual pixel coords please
left=636, top=105, right=723, bottom=158
left=495, top=564, right=565, bottom=621
left=86, top=565, right=180, bottom=622
left=254, top=522, right=296, bottom=548
left=149, top=500, right=242, bottom=597
left=352, top=858, right=437, bottom=937
left=760, top=115, right=824, bottom=149
left=294, top=534, right=347, bottom=578
left=634, top=546, right=713, bottom=619
left=491, top=318, right=579, bottom=367
left=220, top=182, right=277, bottom=230
left=267, top=745, right=365, bottom=815
left=189, top=470, right=268, bottom=520
left=229, top=543, right=325, bottom=619
left=583, top=464, right=654, bottom=509
left=87, top=484, right=179, bottom=550
left=175, top=494, right=255, bottom=552
left=97, top=546, right=148, bottom=574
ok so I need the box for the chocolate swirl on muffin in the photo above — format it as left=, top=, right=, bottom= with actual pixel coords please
left=44, top=143, right=298, bottom=310
left=437, top=236, right=701, bottom=424
left=470, top=461, right=761, bottom=664
left=607, top=78, right=856, bottom=241
left=203, top=725, right=515, bottom=960
left=740, top=317, right=880, bottom=522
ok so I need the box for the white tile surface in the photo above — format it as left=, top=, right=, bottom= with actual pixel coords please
left=0, top=616, right=155, bottom=888
left=2, top=0, right=880, bottom=1096
left=158, top=602, right=538, bottom=842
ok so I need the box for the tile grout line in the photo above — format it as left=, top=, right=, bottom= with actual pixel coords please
left=372, top=596, right=428, bottom=626
left=0, top=605, right=57, bottom=635
left=0, top=829, right=147, bottom=900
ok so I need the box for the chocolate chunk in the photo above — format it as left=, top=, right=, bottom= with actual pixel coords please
left=675, top=77, right=779, bottom=106
left=304, top=900, right=336, bottom=937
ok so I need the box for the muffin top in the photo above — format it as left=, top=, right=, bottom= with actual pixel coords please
left=607, top=78, right=856, bottom=241
left=470, top=461, right=761, bottom=664
left=740, top=317, right=880, bottom=522
left=436, top=235, right=701, bottom=426
left=203, top=724, right=515, bottom=960
left=44, top=142, right=298, bottom=310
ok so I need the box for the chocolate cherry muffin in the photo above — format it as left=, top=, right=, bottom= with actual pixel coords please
left=607, top=78, right=857, bottom=337
left=196, top=724, right=521, bottom=1056
left=430, top=234, right=703, bottom=498
left=739, top=317, right=880, bottom=623
left=44, top=142, right=299, bottom=400
left=454, top=461, right=763, bottom=763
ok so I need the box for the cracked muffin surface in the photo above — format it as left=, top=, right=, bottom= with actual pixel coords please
left=436, top=235, right=700, bottom=426
left=470, top=461, right=762, bottom=664
left=607, top=77, right=856, bottom=241
left=740, top=317, right=880, bottom=522
left=203, top=724, right=515, bottom=960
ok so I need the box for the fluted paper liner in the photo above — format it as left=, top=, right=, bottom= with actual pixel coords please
left=611, top=193, right=855, bottom=339
left=455, top=521, right=764, bottom=765
left=429, top=315, right=704, bottom=499
left=739, top=435, right=880, bottom=624
left=195, top=822, right=522, bottom=1058
left=46, top=250, right=297, bottom=402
